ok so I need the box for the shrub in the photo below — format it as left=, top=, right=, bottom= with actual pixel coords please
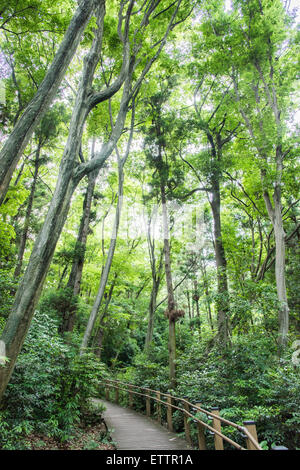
left=0, top=310, right=107, bottom=449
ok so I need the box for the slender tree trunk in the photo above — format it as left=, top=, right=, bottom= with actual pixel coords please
left=80, top=147, right=129, bottom=353
left=273, top=199, right=289, bottom=347
left=144, top=211, right=163, bottom=350
left=262, top=156, right=289, bottom=347
left=194, top=279, right=201, bottom=334
left=14, top=141, right=41, bottom=278
left=63, top=145, right=98, bottom=333
left=161, top=184, right=176, bottom=389
left=199, top=257, right=214, bottom=331
left=145, top=279, right=160, bottom=349
left=0, top=0, right=96, bottom=205
left=58, top=264, right=69, bottom=289
left=93, top=277, right=116, bottom=359
left=186, top=289, right=191, bottom=321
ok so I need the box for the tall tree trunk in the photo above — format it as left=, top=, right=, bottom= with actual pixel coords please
left=262, top=155, right=289, bottom=348
left=14, top=140, right=41, bottom=278
left=68, top=172, right=97, bottom=296
left=273, top=195, right=289, bottom=348
left=161, top=184, right=177, bottom=390
left=0, top=0, right=96, bottom=205
left=210, top=176, right=230, bottom=346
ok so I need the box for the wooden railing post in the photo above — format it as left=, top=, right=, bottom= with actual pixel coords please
left=156, top=392, right=162, bottom=424
left=243, top=421, right=258, bottom=450
left=183, top=399, right=192, bottom=445
left=211, top=407, right=224, bottom=450
left=195, top=402, right=206, bottom=450
left=167, top=395, right=174, bottom=432
left=115, top=383, right=119, bottom=404
left=129, top=385, right=133, bottom=408
left=146, top=389, right=151, bottom=417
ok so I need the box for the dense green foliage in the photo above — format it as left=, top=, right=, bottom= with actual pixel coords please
left=0, top=310, right=106, bottom=449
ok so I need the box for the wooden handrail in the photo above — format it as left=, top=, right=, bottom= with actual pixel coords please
left=102, top=378, right=262, bottom=450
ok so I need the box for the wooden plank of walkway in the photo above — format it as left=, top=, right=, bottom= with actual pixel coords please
left=95, top=399, right=193, bottom=450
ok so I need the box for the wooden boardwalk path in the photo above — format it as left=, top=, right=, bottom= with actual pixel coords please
left=95, top=399, right=193, bottom=450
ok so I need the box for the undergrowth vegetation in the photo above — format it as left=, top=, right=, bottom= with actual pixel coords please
left=0, top=311, right=108, bottom=449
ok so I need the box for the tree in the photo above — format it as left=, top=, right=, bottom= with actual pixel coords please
left=143, top=83, right=186, bottom=388
left=0, top=0, right=188, bottom=401
left=228, top=0, right=298, bottom=346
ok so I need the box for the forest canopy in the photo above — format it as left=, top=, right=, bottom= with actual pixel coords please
left=0, top=0, right=299, bottom=451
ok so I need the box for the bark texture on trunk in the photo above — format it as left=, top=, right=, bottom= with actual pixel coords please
left=263, top=177, right=289, bottom=348
left=67, top=170, right=97, bottom=297
left=210, top=178, right=230, bottom=346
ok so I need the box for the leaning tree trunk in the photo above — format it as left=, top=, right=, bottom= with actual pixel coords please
left=0, top=0, right=95, bottom=205
left=0, top=5, right=109, bottom=401
left=79, top=212, right=121, bottom=353
left=233, top=63, right=290, bottom=347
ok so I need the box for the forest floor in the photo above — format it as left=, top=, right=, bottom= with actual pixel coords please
left=21, top=405, right=116, bottom=450
left=24, top=421, right=116, bottom=450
